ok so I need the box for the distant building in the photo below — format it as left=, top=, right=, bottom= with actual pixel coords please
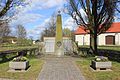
left=74, top=22, right=120, bottom=45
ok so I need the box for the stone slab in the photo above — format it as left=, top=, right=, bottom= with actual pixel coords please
left=37, top=57, right=85, bottom=80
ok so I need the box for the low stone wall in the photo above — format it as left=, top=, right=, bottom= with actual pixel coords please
left=79, top=48, right=120, bottom=62
left=0, top=47, right=39, bottom=63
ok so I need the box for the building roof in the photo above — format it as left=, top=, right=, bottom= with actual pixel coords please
left=106, top=22, right=120, bottom=33
left=74, top=26, right=87, bottom=34
left=75, top=22, right=120, bottom=35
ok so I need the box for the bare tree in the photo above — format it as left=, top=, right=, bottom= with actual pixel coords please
left=0, top=20, right=11, bottom=37
left=67, top=0, right=118, bottom=55
left=63, top=28, right=72, bottom=37
left=115, top=1, right=120, bottom=13
left=63, top=28, right=75, bottom=42
left=0, top=20, right=11, bottom=43
left=0, top=0, right=27, bottom=19
left=41, top=13, right=56, bottom=40
left=16, top=24, right=27, bottom=46
left=45, top=13, right=56, bottom=37
left=16, top=24, right=26, bottom=39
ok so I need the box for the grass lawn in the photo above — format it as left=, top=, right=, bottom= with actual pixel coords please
left=98, top=46, right=120, bottom=51
left=0, top=58, right=44, bottom=80
left=76, top=57, right=120, bottom=80
left=80, top=45, right=120, bottom=51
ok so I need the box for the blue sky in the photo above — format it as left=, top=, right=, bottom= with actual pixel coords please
left=9, top=0, right=120, bottom=40
left=9, top=0, right=76, bottom=40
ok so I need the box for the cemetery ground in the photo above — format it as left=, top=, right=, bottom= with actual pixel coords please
left=76, top=45, right=120, bottom=80
left=76, top=57, right=120, bottom=80
left=0, top=45, right=120, bottom=80
left=0, top=44, right=44, bottom=80
left=0, top=57, right=43, bottom=80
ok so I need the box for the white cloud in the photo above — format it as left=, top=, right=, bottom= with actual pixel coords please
left=41, top=0, right=65, bottom=9
left=114, top=16, right=120, bottom=22
left=10, top=0, right=67, bottom=39
left=24, top=0, right=66, bottom=11
left=27, top=28, right=42, bottom=39
left=31, top=0, right=65, bottom=9
left=10, top=0, right=66, bottom=25
left=28, top=16, right=77, bottom=38
left=63, top=17, right=77, bottom=30
left=10, top=13, right=43, bottom=26
left=62, top=8, right=88, bottom=30
left=27, top=17, right=50, bottom=35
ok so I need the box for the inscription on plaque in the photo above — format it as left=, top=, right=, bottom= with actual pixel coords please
left=56, top=41, right=62, bottom=47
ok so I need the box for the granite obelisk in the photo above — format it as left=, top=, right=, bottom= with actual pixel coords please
left=55, top=11, right=64, bottom=56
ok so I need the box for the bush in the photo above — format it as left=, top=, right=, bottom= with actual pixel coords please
left=17, top=38, right=33, bottom=46
left=94, top=56, right=108, bottom=62
left=12, top=56, right=28, bottom=62
left=1, top=43, right=17, bottom=47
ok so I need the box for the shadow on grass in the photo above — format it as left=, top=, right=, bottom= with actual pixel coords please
left=0, top=55, right=19, bottom=64
left=79, top=47, right=120, bottom=62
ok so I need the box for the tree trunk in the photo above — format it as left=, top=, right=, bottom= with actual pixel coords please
left=89, top=33, right=98, bottom=55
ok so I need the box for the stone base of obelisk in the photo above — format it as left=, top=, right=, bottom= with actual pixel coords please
left=55, top=49, right=64, bottom=57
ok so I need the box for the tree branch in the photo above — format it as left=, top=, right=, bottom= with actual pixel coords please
left=0, top=0, right=13, bottom=17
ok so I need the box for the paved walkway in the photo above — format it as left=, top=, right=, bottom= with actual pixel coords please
left=37, top=56, right=85, bottom=80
